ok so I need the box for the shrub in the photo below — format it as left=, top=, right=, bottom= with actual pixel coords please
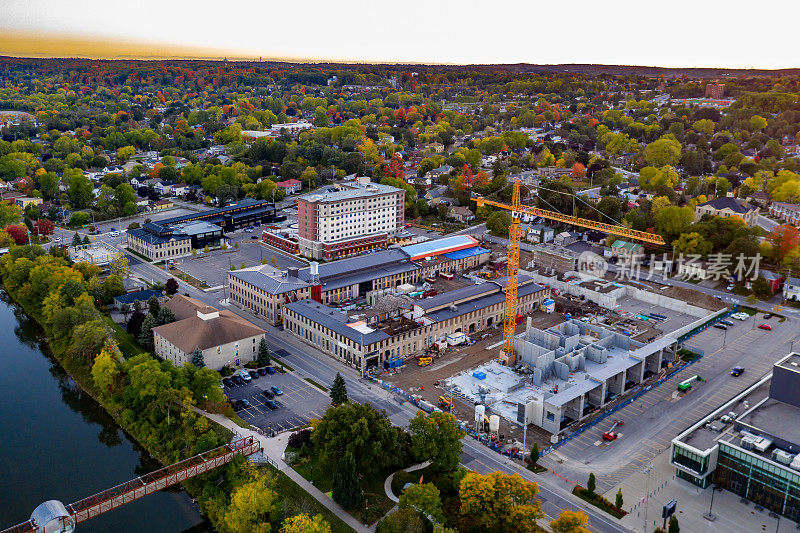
left=288, top=428, right=312, bottom=449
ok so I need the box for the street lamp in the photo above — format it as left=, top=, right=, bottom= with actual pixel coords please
left=704, top=484, right=717, bottom=521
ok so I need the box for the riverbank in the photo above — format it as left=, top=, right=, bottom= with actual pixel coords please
left=0, top=291, right=209, bottom=531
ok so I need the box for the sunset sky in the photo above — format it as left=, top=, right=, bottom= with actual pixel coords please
left=1, top=0, right=798, bottom=68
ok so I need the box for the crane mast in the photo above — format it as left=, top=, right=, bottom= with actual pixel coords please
left=475, top=181, right=666, bottom=365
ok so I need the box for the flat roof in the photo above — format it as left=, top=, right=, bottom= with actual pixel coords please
left=416, top=283, right=498, bottom=310
left=735, top=397, right=800, bottom=450
left=401, top=235, right=480, bottom=261
left=443, top=247, right=491, bottom=260
left=284, top=299, right=390, bottom=345
left=298, top=181, right=401, bottom=203
left=157, top=198, right=275, bottom=226
left=426, top=282, right=544, bottom=323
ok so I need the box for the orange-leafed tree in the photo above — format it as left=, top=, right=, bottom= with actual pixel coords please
left=572, top=163, right=587, bottom=179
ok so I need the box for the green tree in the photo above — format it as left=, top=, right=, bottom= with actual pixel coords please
left=399, top=483, right=445, bottom=524
left=486, top=211, right=511, bottom=238
left=191, top=348, right=205, bottom=368
left=156, top=307, right=175, bottom=326
left=409, top=411, right=463, bottom=472
left=332, top=454, right=362, bottom=510
left=654, top=206, right=694, bottom=243
left=615, top=488, right=624, bottom=510
left=257, top=338, right=271, bottom=365
left=376, top=507, right=425, bottom=533
left=587, top=473, right=596, bottom=496
left=749, top=115, right=767, bottom=131
left=330, top=372, right=348, bottom=405
left=280, top=513, right=331, bottom=533
left=527, top=442, right=540, bottom=467
left=644, top=137, right=681, bottom=167
left=148, top=295, right=161, bottom=317
left=67, top=170, right=94, bottom=209
left=752, top=276, right=771, bottom=298
left=672, top=232, right=712, bottom=258
left=72, top=232, right=82, bottom=246
left=311, top=402, right=404, bottom=473
left=138, top=313, right=158, bottom=348
left=668, top=515, right=680, bottom=533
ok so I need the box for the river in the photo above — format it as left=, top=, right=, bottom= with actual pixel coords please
left=0, top=292, right=211, bottom=532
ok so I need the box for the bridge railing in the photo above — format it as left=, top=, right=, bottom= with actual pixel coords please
left=0, top=437, right=260, bottom=533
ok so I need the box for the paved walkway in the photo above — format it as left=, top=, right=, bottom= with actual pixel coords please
left=191, top=407, right=369, bottom=533
left=383, top=461, right=431, bottom=503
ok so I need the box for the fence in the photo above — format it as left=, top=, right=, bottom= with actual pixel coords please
left=364, top=306, right=737, bottom=462
left=539, top=305, right=736, bottom=457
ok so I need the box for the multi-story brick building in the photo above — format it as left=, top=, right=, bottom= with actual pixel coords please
left=705, top=82, right=725, bottom=99
left=228, top=235, right=491, bottom=325
left=297, top=178, right=405, bottom=260
left=283, top=276, right=548, bottom=370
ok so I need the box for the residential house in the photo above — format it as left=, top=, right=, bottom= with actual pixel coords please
left=14, top=196, right=43, bottom=208
left=769, top=202, right=800, bottom=227
left=447, top=206, right=475, bottom=223
left=694, top=196, right=759, bottom=226
left=746, top=270, right=782, bottom=294
left=784, top=276, right=800, bottom=301
left=553, top=231, right=578, bottom=246
left=427, top=142, right=445, bottom=154
left=746, top=191, right=771, bottom=208
left=424, top=165, right=454, bottom=181
left=130, top=176, right=144, bottom=189
left=275, top=178, right=302, bottom=195
left=151, top=199, right=174, bottom=211
left=425, top=187, right=447, bottom=206
left=171, top=183, right=189, bottom=197
left=606, top=239, right=644, bottom=258
left=527, top=224, right=554, bottom=243
left=154, top=181, right=174, bottom=196
left=113, top=289, right=162, bottom=310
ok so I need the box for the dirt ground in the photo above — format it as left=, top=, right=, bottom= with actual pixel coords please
left=380, top=311, right=563, bottom=450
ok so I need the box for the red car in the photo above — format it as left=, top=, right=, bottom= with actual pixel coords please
left=758, top=324, right=773, bottom=331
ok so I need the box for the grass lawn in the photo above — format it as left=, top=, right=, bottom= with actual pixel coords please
left=305, top=377, right=328, bottom=391
left=103, top=315, right=145, bottom=358
left=268, top=465, right=355, bottom=533
left=291, top=451, right=396, bottom=526
left=572, top=486, right=626, bottom=519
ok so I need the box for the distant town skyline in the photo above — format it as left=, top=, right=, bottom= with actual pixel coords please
left=1, top=0, right=799, bottom=69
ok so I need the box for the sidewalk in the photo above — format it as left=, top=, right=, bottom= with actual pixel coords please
left=192, top=407, right=370, bottom=533
left=605, top=447, right=790, bottom=533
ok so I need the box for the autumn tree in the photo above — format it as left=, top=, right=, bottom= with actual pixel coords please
left=91, top=343, right=121, bottom=396
left=571, top=163, right=586, bottom=179
left=280, top=514, right=331, bottom=533
left=5, top=223, right=29, bottom=244
left=644, top=137, right=681, bottom=167
left=550, top=509, right=591, bottom=533
left=459, top=471, right=543, bottom=533
left=222, top=470, right=279, bottom=533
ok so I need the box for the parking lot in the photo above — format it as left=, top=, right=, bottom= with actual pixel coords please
left=176, top=235, right=305, bottom=287
left=223, top=367, right=330, bottom=433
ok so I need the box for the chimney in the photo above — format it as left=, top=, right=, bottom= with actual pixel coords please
left=288, top=267, right=299, bottom=278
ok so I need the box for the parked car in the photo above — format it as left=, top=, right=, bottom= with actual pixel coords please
left=232, top=375, right=244, bottom=385
left=238, top=369, right=251, bottom=382
left=726, top=284, right=734, bottom=291
left=262, top=389, right=275, bottom=399
left=758, top=324, right=773, bottom=331
left=257, top=368, right=268, bottom=376
left=264, top=400, right=279, bottom=410
left=265, top=366, right=276, bottom=375
left=240, top=399, right=251, bottom=408
left=713, top=324, right=728, bottom=330
left=248, top=370, right=259, bottom=379
left=232, top=399, right=244, bottom=411
left=720, top=320, right=734, bottom=326
left=270, top=386, right=283, bottom=395
left=251, top=235, right=259, bottom=239
left=731, top=367, right=745, bottom=377
left=222, top=378, right=233, bottom=387
left=731, top=312, right=748, bottom=320
left=764, top=313, right=773, bottom=319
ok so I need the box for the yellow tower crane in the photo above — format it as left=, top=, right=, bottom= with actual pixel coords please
left=475, top=181, right=666, bottom=363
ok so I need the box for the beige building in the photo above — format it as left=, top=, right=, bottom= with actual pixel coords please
left=283, top=276, right=547, bottom=370
left=152, top=295, right=265, bottom=370
left=694, top=197, right=759, bottom=226
left=297, top=178, right=405, bottom=260
left=126, top=222, right=193, bottom=261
